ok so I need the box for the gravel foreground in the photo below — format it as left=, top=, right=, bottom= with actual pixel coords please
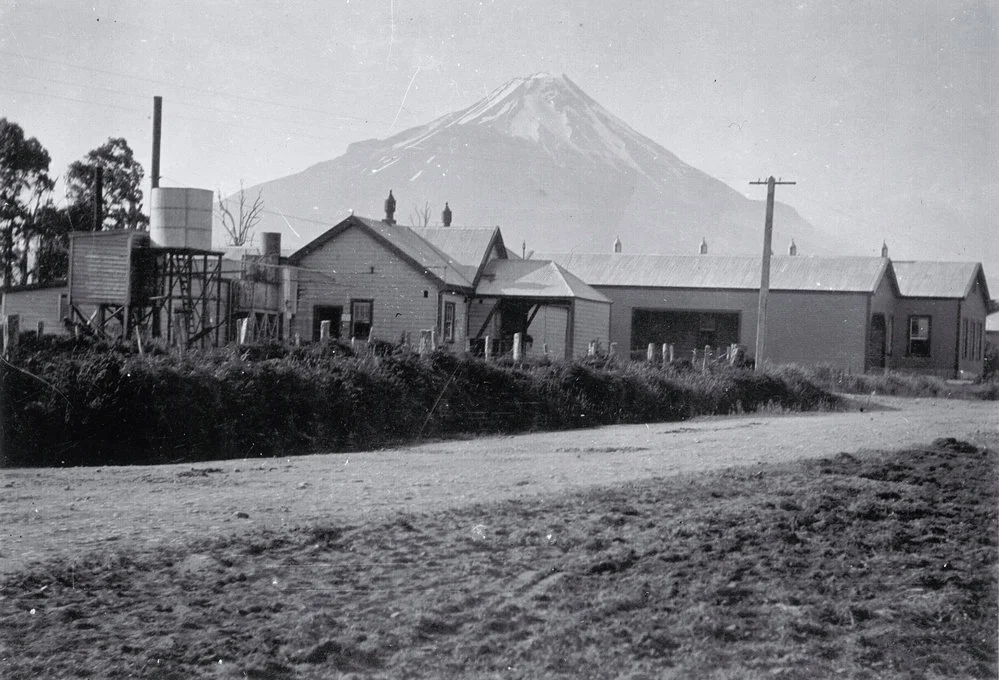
left=0, top=433, right=996, bottom=679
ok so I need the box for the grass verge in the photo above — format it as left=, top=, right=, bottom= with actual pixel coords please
left=0, top=438, right=995, bottom=679
left=798, top=364, right=999, bottom=400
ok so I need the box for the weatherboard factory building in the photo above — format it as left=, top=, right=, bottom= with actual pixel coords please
left=2, top=191, right=992, bottom=378
left=539, top=242, right=991, bottom=378
left=287, top=193, right=611, bottom=359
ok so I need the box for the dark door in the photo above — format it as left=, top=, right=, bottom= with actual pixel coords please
left=313, top=305, right=342, bottom=341
left=867, top=313, right=886, bottom=370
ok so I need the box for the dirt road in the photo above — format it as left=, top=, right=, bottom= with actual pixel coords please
left=2, top=395, right=995, bottom=576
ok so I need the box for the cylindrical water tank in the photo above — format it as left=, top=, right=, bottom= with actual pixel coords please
left=150, top=188, right=213, bottom=250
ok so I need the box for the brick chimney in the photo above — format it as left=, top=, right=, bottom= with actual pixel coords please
left=384, top=190, right=396, bottom=225
left=699, top=238, right=708, bottom=255
left=442, top=202, right=452, bottom=227
left=613, top=236, right=622, bottom=253
left=788, top=240, right=797, bottom=256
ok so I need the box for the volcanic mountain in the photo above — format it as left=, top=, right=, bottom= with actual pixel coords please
left=234, top=73, right=831, bottom=257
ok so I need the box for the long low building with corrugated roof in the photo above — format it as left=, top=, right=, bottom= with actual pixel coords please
left=537, top=250, right=991, bottom=378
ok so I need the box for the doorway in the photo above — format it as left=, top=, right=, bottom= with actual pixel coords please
left=312, top=305, right=342, bottom=341
left=867, top=313, right=887, bottom=370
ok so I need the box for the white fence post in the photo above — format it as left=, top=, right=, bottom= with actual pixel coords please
left=3, top=314, right=19, bottom=356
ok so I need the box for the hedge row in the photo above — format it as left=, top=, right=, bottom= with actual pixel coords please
left=0, top=338, right=838, bottom=467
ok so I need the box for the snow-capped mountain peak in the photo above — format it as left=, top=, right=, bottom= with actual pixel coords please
left=237, top=74, right=830, bottom=259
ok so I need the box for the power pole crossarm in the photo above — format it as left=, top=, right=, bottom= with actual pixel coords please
left=749, top=176, right=795, bottom=372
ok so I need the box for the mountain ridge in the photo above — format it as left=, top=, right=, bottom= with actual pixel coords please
left=224, top=74, right=837, bottom=258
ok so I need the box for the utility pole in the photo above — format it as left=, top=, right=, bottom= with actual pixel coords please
left=749, top=176, right=795, bottom=372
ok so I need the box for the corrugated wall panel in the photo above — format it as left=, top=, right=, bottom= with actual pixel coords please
left=572, top=299, right=611, bottom=359
left=1, top=286, right=69, bottom=335
left=527, top=306, right=569, bottom=358
left=596, top=286, right=872, bottom=371
left=69, top=233, right=136, bottom=305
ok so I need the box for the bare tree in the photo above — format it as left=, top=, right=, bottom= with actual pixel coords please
left=216, top=181, right=264, bottom=246
left=409, top=201, right=433, bottom=227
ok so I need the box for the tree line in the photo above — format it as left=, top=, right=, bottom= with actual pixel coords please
left=0, top=118, right=147, bottom=289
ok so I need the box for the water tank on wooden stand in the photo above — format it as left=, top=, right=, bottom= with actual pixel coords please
left=150, top=188, right=213, bottom=250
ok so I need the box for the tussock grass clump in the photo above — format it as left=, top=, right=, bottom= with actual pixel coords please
left=1, top=339, right=837, bottom=467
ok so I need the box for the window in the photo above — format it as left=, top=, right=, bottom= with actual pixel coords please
left=886, top=315, right=894, bottom=357
left=907, top=315, right=931, bottom=357
left=350, top=300, right=373, bottom=340
left=442, top=301, right=456, bottom=342
left=975, top=321, right=983, bottom=361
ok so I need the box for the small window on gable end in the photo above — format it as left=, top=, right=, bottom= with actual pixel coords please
left=423, top=290, right=429, bottom=298
left=908, top=315, right=931, bottom=357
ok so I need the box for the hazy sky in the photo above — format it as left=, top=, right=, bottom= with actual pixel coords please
left=1, top=0, right=995, bottom=277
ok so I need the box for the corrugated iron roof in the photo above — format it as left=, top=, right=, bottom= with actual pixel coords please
left=413, top=227, right=503, bottom=270
left=476, top=259, right=610, bottom=302
left=535, top=253, right=891, bottom=293
left=289, top=216, right=478, bottom=288
left=353, top=217, right=477, bottom=287
left=892, top=261, right=987, bottom=299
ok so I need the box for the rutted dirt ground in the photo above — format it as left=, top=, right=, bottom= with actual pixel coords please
left=1, top=430, right=995, bottom=678
left=1, top=395, right=996, bottom=577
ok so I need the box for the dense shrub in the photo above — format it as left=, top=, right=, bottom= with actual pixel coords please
left=0, top=340, right=839, bottom=467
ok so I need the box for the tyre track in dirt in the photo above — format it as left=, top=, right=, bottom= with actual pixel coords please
left=1, top=395, right=995, bottom=577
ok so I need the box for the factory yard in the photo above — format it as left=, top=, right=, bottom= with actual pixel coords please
left=1, top=395, right=997, bottom=678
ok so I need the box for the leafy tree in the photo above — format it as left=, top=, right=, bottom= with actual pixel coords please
left=216, top=181, right=264, bottom=246
left=31, top=203, right=81, bottom=282
left=0, top=118, right=53, bottom=287
left=65, top=137, right=148, bottom=231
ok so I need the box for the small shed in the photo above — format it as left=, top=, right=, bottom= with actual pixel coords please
left=1, top=280, right=69, bottom=336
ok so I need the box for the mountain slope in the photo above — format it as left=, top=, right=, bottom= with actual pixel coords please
left=229, top=74, right=834, bottom=258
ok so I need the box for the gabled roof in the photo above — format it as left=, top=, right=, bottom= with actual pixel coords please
left=536, top=253, right=893, bottom=293
left=412, top=227, right=505, bottom=286
left=475, top=259, right=610, bottom=303
left=288, top=215, right=482, bottom=289
left=892, top=261, right=990, bottom=300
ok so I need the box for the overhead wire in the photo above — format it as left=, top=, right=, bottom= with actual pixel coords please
left=0, top=49, right=392, bottom=126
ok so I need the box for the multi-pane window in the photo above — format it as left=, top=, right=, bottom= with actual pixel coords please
left=350, top=300, right=373, bottom=340
left=907, top=315, right=931, bottom=357
left=442, top=301, right=456, bottom=342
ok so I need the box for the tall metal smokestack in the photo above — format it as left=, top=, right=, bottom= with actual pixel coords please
left=92, top=166, right=103, bottom=229
left=151, top=96, right=162, bottom=189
